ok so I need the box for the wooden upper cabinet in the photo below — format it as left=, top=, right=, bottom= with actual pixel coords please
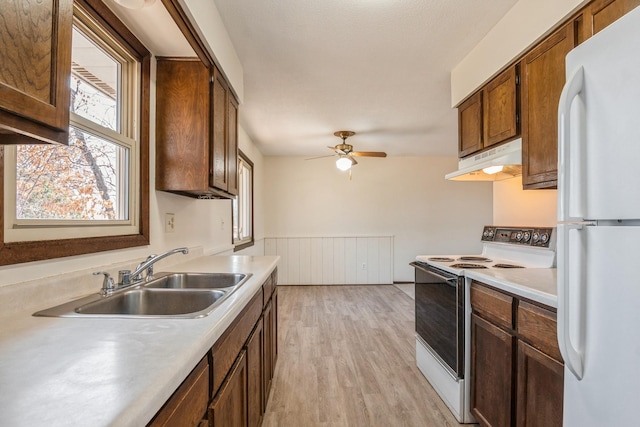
left=483, top=65, right=519, bottom=148
left=521, top=22, right=576, bottom=189
left=581, top=0, right=640, bottom=40
left=155, top=59, right=239, bottom=199
left=0, top=0, right=73, bottom=145
left=458, top=91, right=483, bottom=157
left=458, top=65, right=519, bottom=158
left=156, top=58, right=210, bottom=193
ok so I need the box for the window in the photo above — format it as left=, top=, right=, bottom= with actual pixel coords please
left=0, top=0, right=150, bottom=265
left=233, top=151, right=253, bottom=251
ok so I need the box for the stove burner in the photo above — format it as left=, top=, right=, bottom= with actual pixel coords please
left=428, top=257, right=455, bottom=262
left=493, top=263, right=525, bottom=268
left=458, top=256, right=492, bottom=262
left=450, top=263, right=488, bottom=269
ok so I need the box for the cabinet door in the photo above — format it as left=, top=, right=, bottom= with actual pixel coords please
left=156, top=59, right=210, bottom=192
left=211, top=66, right=229, bottom=192
left=270, top=287, right=278, bottom=374
left=483, top=65, right=519, bottom=148
left=227, top=95, right=239, bottom=196
left=458, top=91, right=483, bottom=157
left=210, top=349, right=248, bottom=427
left=246, top=318, right=264, bottom=427
left=471, top=314, right=514, bottom=427
left=521, top=22, right=576, bottom=189
left=0, top=0, right=72, bottom=144
left=582, top=0, right=640, bottom=40
left=516, top=341, right=564, bottom=427
left=263, top=299, right=274, bottom=408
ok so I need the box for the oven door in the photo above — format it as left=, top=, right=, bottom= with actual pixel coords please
left=410, top=261, right=464, bottom=379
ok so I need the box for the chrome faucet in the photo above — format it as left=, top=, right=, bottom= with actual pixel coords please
left=119, top=247, right=189, bottom=286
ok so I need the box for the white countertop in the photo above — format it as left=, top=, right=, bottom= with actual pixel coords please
left=464, top=268, right=558, bottom=308
left=0, top=255, right=279, bottom=427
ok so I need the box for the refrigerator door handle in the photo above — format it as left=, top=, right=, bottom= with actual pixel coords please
left=558, top=66, right=585, bottom=222
left=557, top=223, right=584, bottom=380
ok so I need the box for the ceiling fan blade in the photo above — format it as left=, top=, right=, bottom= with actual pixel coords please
left=305, top=154, right=336, bottom=160
left=349, top=156, right=358, bottom=166
left=351, top=151, right=387, bottom=158
left=327, top=145, right=347, bottom=155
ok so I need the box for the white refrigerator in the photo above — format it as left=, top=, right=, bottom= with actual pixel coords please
left=557, top=6, right=640, bottom=426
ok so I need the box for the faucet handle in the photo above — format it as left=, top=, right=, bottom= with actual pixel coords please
left=93, top=271, right=116, bottom=295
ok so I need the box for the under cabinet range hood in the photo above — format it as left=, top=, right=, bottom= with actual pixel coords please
left=445, top=138, right=523, bottom=181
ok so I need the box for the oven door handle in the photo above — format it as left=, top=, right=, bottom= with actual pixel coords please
left=410, top=262, right=458, bottom=284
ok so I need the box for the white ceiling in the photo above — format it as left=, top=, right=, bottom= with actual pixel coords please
left=212, top=0, right=518, bottom=157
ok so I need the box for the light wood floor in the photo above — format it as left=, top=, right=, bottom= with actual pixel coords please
left=262, top=285, right=463, bottom=427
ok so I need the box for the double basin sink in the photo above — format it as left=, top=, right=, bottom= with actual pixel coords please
left=34, top=272, right=251, bottom=319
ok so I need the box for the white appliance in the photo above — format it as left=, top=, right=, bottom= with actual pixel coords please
left=557, top=7, right=640, bottom=426
left=412, top=226, right=556, bottom=423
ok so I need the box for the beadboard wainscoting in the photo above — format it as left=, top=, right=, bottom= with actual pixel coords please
left=264, top=237, right=393, bottom=285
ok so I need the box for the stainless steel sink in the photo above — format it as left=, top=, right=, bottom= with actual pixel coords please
left=143, top=272, right=249, bottom=290
left=75, top=289, right=227, bottom=317
left=33, top=272, right=252, bottom=319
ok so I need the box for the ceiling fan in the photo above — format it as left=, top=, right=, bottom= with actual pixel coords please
left=307, top=131, right=387, bottom=171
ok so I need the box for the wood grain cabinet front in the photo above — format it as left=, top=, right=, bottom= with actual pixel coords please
left=155, top=59, right=239, bottom=199
left=0, top=0, right=73, bottom=145
left=580, top=0, right=640, bottom=40
left=209, top=350, right=248, bottom=427
left=521, top=22, right=576, bottom=189
left=457, top=65, right=519, bottom=158
left=470, top=281, right=563, bottom=427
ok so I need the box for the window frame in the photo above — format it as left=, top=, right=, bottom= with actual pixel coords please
left=233, top=150, right=254, bottom=252
left=0, top=0, right=150, bottom=266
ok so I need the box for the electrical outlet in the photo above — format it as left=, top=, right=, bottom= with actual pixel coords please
left=165, top=213, right=175, bottom=233
left=362, top=262, right=367, bottom=270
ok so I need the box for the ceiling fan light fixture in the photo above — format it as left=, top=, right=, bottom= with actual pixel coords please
left=336, top=156, right=352, bottom=171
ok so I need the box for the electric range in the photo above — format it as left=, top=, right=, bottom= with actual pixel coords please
left=410, top=225, right=556, bottom=423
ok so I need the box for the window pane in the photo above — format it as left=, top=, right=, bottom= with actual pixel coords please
left=16, top=127, right=129, bottom=220
left=71, top=27, right=119, bottom=131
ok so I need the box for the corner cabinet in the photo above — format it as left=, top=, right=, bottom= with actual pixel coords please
left=521, top=22, right=576, bottom=189
left=458, top=65, right=519, bottom=158
left=470, top=281, right=563, bottom=427
left=156, top=58, right=239, bottom=199
left=0, top=0, right=73, bottom=145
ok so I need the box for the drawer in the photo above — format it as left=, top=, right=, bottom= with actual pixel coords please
left=517, top=301, right=562, bottom=362
left=471, top=281, right=514, bottom=330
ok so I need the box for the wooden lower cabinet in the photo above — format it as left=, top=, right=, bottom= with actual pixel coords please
left=471, top=314, right=514, bottom=427
left=148, top=357, right=210, bottom=427
left=516, top=341, right=564, bottom=427
left=470, top=281, right=563, bottom=427
left=209, top=350, right=248, bottom=427
left=246, top=318, right=264, bottom=427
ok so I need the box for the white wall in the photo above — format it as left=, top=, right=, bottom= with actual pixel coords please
left=451, top=0, right=587, bottom=106
left=263, top=156, right=493, bottom=282
left=493, top=177, right=557, bottom=226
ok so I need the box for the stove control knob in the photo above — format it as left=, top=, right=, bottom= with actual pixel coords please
left=488, top=229, right=495, bottom=237
left=523, top=231, right=531, bottom=242
left=516, top=231, right=523, bottom=241
left=483, top=230, right=489, bottom=238
left=540, top=233, right=549, bottom=244
left=532, top=232, right=540, bottom=242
